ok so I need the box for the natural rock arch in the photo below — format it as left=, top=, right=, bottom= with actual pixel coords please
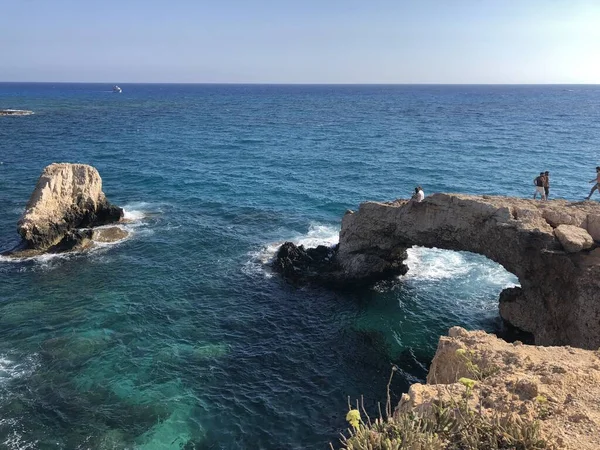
left=337, top=194, right=600, bottom=349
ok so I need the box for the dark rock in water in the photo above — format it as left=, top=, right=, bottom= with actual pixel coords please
left=16, top=163, right=124, bottom=252
left=273, top=242, right=338, bottom=282
left=273, top=241, right=407, bottom=287
left=47, top=229, right=94, bottom=253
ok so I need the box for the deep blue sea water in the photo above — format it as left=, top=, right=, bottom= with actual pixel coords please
left=0, top=83, right=599, bottom=449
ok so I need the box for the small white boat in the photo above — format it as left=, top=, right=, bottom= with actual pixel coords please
left=113, top=85, right=122, bottom=93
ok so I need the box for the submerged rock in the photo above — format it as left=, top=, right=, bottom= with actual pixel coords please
left=93, top=226, right=129, bottom=243
left=15, top=163, right=123, bottom=252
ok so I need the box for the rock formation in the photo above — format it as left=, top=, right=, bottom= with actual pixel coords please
left=14, top=163, right=123, bottom=253
left=276, top=194, right=600, bottom=348
left=272, top=242, right=408, bottom=287
left=397, top=327, right=600, bottom=450
left=0, top=109, right=34, bottom=116
left=337, top=194, right=600, bottom=348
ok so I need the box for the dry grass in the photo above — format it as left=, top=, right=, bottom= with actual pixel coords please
left=334, top=369, right=556, bottom=450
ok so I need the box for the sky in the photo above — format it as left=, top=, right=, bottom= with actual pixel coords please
left=1, top=0, right=599, bottom=84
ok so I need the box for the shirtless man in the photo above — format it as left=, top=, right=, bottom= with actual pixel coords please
left=543, top=171, right=550, bottom=199
left=586, top=167, right=600, bottom=200
left=533, top=172, right=546, bottom=200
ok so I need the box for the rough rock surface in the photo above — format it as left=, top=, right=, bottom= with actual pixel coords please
left=17, top=163, right=123, bottom=251
left=554, top=224, right=594, bottom=253
left=272, top=243, right=339, bottom=284
left=397, top=327, right=600, bottom=450
left=337, top=194, right=600, bottom=348
left=272, top=241, right=408, bottom=286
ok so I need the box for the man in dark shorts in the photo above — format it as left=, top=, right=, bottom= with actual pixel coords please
left=586, top=167, right=600, bottom=200
left=543, top=171, right=550, bottom=199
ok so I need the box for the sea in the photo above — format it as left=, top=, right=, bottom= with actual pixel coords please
left=0, top=83, right=599, bottom=449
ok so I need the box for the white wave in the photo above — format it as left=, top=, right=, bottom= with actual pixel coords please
left=0, top=355, right=39, bottom=450
left=403, top=247, right=518, bottom=288
left=0, top=356, right=38, bottom=449
left=0, top=354, right=37, bottom=385
left=0, top=202, right=151, bottom=267
left=1, top=428, right=38, bottom=450
left=243, top=223, right=339, bottom=277
left=295, top=223, right=340, bottom=249
left=0, top=251, right=74, bottom=265
left=403, top=247, right=470, bottom=281
left=122, top=206, right=147, bottom=222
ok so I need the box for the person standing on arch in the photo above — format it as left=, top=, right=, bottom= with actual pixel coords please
left=586, top=167, right=600, bottom=200
left=533, top=172, right=546, bottom=200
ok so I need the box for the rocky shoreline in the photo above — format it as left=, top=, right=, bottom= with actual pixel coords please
left=393, top=327, right=600, bottom=450
left=275, top=194, right=600, bottom=349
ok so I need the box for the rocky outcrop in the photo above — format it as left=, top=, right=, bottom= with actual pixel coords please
left=273, top=243, right=340, bottom=285
left=15, top=163, right=123, bottom=252
left=273, top=242, right=408, bottom=287
left=397, top=327, right=600, bottom=450
left=0, top=109, right=34, bottom=116
left=335, top=194, right=600, bottom=348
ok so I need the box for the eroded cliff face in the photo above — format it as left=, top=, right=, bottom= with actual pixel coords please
left=397, top=327, right=600, bottom=450
left=338, top=194, right=600, bottom=348
left=16, top=163, right=123, bottom=252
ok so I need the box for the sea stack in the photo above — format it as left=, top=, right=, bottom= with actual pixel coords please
left=17, top=163, right=124, bottom=252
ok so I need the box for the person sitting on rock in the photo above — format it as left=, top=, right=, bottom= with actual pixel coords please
left=411, top=186, right=425, bottom=203
left=533, top=172, right=546, bottom=200
left=586, top=166, right=600, bottom=200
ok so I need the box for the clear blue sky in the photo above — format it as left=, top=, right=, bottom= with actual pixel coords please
left=1, top=0, right=599, bottom=83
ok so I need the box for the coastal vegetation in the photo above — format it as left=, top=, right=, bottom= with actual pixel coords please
left=338, top=399, right=553, bottom=450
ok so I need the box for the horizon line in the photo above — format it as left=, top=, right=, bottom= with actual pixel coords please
left=0, top=81, right=599, bottom=86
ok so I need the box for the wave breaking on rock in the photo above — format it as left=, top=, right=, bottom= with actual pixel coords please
left=3, top=163, right=125, bottom=258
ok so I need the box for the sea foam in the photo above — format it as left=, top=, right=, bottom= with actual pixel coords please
left=243, top=222, right=339, bottom=277
left=0, top=203, right=152, bottom=267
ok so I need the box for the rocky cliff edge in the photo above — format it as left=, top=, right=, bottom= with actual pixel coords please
left=397, top=327, right=600, bottom=450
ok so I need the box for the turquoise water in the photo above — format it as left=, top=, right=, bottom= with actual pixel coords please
left=0, top=84, right=599, bottom=449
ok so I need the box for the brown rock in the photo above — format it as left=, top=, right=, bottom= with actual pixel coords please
left=335, top=194, right=600, bottom=348
left=17, top=163, right=123, bottom=251
left=586, top=214, right=600, bottom=242
left=398, top=328, right=600, bottom=450
left=554, top=224, right=594, bottom=253
left=92, top=227, right=129, bottom=243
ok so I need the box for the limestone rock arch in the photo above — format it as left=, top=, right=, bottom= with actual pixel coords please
left=337, top=194, right=600, bottom=348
